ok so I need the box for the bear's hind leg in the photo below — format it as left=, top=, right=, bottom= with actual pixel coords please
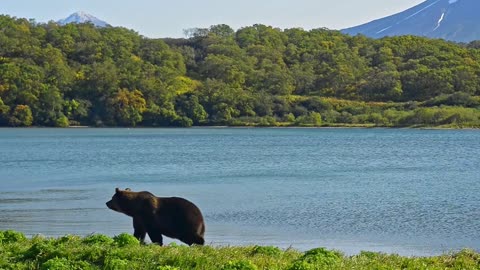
left=180, top=234, right=205, bottom=246
left=148, top=231, right=164, bottom=246
left=193, top=234, right=205, bottom=245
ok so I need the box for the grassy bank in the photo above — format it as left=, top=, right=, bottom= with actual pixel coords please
left=0, top=231, right=479, bottom=269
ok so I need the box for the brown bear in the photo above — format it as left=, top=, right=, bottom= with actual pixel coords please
left=106, top=188, right=205, bottom=246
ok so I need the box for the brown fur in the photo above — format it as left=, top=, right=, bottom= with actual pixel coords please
left=106, top=188, right=205, bottom=246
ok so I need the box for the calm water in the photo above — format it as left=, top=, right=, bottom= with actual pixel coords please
left=0, top=128, right=479, bottom=256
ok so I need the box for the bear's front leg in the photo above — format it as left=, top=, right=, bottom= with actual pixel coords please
left=133, top=217, right=146, bottom=243
left=147, top=230, right=164, bottom=246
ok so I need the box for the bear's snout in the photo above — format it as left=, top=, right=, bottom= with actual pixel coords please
left=106, top=200, right=113, bottom=209
left=106, top=200, right=122, bottom=212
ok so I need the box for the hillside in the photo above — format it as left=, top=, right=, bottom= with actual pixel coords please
left=1, top=15, right=480, bottom=128
left=342, top=0, right=480, bottom=42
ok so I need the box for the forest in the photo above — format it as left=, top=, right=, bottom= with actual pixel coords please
left=1, top=15, right=480, bottom=127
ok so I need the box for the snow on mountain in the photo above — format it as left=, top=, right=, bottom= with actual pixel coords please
left=58, top=12, right=109, bottom=27
left=342, top=0, right=480, bottom=42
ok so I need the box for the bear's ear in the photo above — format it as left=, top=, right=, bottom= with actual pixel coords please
left=125, top=188, right=131, bottom=191
left=115, top=187, right=120, bottom=193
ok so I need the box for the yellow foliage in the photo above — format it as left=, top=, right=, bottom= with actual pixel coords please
left=16, top=23, right=30, bottom=34
left=170, top=76, right=202, bottom=95
left=75, top=71, right=85, bottom=80
left=130, top=55, right=142, bottom=62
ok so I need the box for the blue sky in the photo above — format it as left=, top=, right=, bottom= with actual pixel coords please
left=1, top=0, right=425, bottom=38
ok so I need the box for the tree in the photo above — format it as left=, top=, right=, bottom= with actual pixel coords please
left=0, top=98, right=10, bottom=125
left=1, top=14, right=480, bottom=128
left=209, top=24, right=235, bottom=39
left=201, top=54, right=246, bottom=87
left=198, top=79, right=246, bottom=122
left=401, top=66, right=454, bottom=101
left=360, top=63, right=402, bottom=101
left=9, top=105, right=33, bottom=126
left=176, top=94, right=207, bottom=125
left=32, top=85, right=65, bottom=126
left=295, top=112, right=322, bottom=126
left=452, top=66, right=479, bottom=94
left=63, top=99, right=91, bottom=125
left=108, top=89, right=146, bottom=126
left=290, top=63, right=316, bottom=95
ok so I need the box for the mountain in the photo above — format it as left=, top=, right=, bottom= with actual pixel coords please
left=342, top=0, right=480, bottom=42
left=58, top=11, right=109, bottom=27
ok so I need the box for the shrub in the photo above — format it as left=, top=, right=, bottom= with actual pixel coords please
left=295, top=112, right=322, bottom=126
left=1, top=231, right=479, bottom=270
left=40, top=258, right=94, bottom=270
left=221, top=260, right=258, bottom=270
left=382, top=109, right=411, bottom=126
left=104, top=257, right=130, bottom=270
left=1, top=230, right=27, bottom=243
left=172, top=116, right=193, bottom=127
left=23, top=241, right=57, bottom=261
left=322, top=110, right=341, bottom=123
left=299, top=97, right=333, bottom=112
left=251, top=245, right=282, bottom=256
left=367, top=112, right=387, bottom=126
left=55, top=235, right=80, bottom=245
left=41, top=257, right=71, bottom=270
left=288, top=248, right=342, bottom=270
left=9, top=105, right=33, bottom=127
left=258, top=116, right=277, bottom=126
left=425, top=92, right=479, bottom=107
left=113, top=233, right=140, bottom=247
left=55, top=115, right=70, bottom=127
left=285, top=112, right=296, bottom=122
left=81, top=245, right=107, bottom=264
left=82, top=234, right=114, bottom=245
left=157, top=266, right=180, bottom=270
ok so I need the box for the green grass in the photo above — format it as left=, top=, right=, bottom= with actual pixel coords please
left=0, top=231, right=478, bottom=269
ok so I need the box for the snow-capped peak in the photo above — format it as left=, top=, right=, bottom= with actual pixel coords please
left=58, top=12, right=109, bottom=27
left=342, top=0, right=480, bottom=43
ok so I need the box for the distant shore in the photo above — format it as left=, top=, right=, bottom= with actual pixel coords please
left=25, top=124, right=480, bottom=130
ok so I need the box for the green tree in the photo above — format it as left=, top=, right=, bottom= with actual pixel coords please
left=201, top=54, right=246, bottom=87
left=2, top=14, right=480, bottom=128
left=295, top=112, right=322, bottom=126
left=209, top=24, right=235, bottom=39
left=108, top=89, right=147, bottom=126
left=401, top=65, right=454, bottom=101
left=360, top=63, right=402, bottom=101
left=176, top=93, right=207, bottom=124
left=9, top=104, right=33, bottom=126
left=199, top=79, right=244, bottom=122
left=0, top=98, right=10, bottom=125
left=452, top=66, right=479, bottom=94
left=63, top=99, right=91, bottom=124
left=32, top=85, right=65, bottom=126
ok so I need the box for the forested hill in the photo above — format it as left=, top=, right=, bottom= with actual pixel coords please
left=1, top=16, right=480, bottom=128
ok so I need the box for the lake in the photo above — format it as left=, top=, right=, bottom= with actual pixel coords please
left=0, top=127, right=479, bottom=256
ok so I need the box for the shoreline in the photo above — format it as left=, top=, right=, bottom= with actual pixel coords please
left=2, top=230, right=479, bottom=257
left=0, top=124, right=478, bottom=130
left=1, top=231, right=478, bottom=269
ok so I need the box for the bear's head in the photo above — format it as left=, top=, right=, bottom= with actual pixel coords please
left=106, top=187, right=133, bottom=215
